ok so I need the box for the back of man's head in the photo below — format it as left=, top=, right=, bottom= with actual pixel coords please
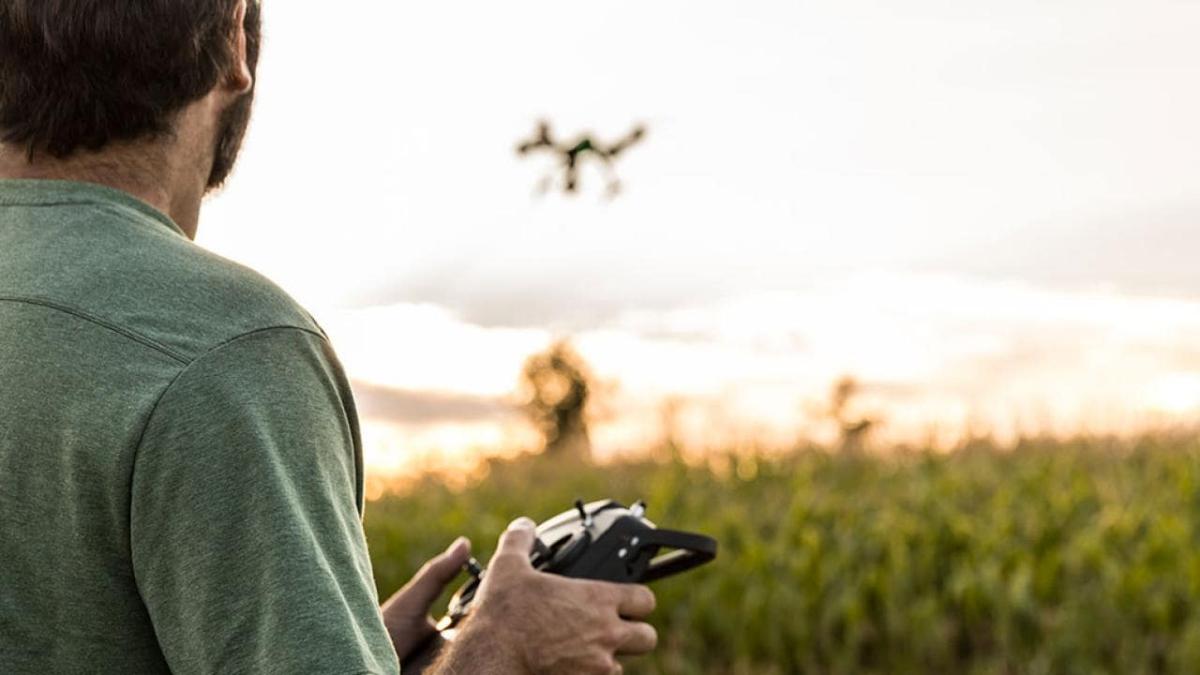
left=0, top=0, right=261, bottom=186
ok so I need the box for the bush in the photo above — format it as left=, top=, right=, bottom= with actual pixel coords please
left=365, top=437, right=1200, bottom=674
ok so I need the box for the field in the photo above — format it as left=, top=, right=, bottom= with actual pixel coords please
left=364, top=435, right=1200, bottom=674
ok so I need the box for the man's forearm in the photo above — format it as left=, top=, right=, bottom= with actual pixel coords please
left=425, top=617, right=525, bottom=675
left=397, top=634, right=443, bottom=674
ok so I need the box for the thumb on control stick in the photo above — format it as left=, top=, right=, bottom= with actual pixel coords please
left=491, top=517, right=537, bottom=571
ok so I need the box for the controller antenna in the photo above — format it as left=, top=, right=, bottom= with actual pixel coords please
left=465, top=558, right=484, bottom=579
left=574, top=499, right=594, bottom=528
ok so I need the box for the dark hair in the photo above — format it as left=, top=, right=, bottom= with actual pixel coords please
left=0, top=0, right=261, bottom=158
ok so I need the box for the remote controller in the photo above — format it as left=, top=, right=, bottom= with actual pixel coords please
left=403, top=499, right=717, bottom=669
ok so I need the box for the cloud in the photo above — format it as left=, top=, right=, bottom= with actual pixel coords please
left=340, top=197, right=1200, bottom=335
left=347, top=258, right=736, bottom=330
left=928, top=201, right=1200, bottom=298
left=352, top=381, right=517, bottom=425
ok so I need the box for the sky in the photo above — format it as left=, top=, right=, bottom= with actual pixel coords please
left=200, top=0, right=1200, bottom=473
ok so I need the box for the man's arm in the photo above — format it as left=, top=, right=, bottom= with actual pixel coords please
left=130, top=328, right=399, bottom=674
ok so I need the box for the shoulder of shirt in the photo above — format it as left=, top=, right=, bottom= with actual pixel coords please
left=0, top=188, right=333, bottom=365
left=63, top=203, right=329, bottom=363
left=135, top=235, right=329, bottom=361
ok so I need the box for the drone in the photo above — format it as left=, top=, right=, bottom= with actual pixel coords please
left=516, top=120, right=647, bottom=198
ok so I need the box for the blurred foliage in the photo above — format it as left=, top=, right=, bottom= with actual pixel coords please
left=826, top=376, right=878, bottom=454
left=365, top=434, right=1200, bottom=674
left=519, top=340, right=593, bottom=457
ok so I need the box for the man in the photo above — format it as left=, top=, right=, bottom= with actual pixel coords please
left=0, top=2, right=656, bottom=673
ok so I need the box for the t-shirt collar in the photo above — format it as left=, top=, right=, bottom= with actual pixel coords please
left=0, top=178, right=187, bottom=238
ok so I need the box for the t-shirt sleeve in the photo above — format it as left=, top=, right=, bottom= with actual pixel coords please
left=129, top=327, right=400, bottom=675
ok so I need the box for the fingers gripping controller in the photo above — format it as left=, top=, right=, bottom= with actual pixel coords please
left=437, top=499, right=718, bottom=633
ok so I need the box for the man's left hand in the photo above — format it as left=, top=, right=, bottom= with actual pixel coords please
left=380, top=537, right=472, bottom=662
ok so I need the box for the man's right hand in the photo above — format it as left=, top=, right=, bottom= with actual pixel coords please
left=432, top=517, right=658, bottom=674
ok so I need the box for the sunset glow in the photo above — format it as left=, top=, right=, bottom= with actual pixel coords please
left=197, top=0, right=1200, bottom=475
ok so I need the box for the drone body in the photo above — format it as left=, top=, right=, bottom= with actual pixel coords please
left=517, top=120, right=647, bottom=198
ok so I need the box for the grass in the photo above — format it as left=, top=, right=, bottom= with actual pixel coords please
left=364, top=434, right=1200, bottom=674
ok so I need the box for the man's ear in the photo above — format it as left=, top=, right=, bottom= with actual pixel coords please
left=226, top=0, right=254, bottom=95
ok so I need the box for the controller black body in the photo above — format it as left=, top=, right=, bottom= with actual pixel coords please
left=404, top=499, right=717, bottom=669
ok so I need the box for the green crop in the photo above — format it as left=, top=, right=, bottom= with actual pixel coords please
left=365, top=435, right=1200, bottom=674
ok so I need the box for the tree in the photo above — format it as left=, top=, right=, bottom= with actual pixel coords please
left=828, top=376, right=877, bottom=454
left=520, top=340, right=593, bottom=458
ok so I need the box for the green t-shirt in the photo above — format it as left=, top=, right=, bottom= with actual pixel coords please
left=0, top=180, right=400, bottom=674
